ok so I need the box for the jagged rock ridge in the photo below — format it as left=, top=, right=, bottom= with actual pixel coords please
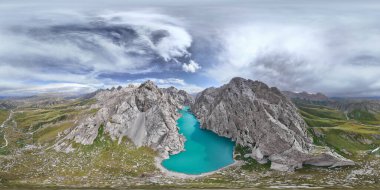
left=192, top=77, right=354, bottom=171
left=54, top=81, right=194, bottom=157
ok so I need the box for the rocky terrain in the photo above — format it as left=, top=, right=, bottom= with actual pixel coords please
left=1, top=79, right=379, bottom=189
left=192, top=77, right=354, bottom=171
left=54, top=81, right=193, bottom=157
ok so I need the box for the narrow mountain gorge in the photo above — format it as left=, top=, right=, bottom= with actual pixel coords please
left=192, top=77, right=354, bottom=171
left=55, top=78, right=354, bottom=171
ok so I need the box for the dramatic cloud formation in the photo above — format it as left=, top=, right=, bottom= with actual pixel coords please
left=1, top=0, right=380, bottom=97
left=0, top=7, right=200, bottom=95
left=207, top=13, right=380, bottom=97
left=182, top=60, right=201, bottom=73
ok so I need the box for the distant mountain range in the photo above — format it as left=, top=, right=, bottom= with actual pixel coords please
left=282, top=90, right=380, bottom=116
left=282, top=91, right=329, bottom=102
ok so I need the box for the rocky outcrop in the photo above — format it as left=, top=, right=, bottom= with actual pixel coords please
left=162, top=87, right=194, bottom=106
left=192, top=77, right=354, bottom=171
left=54, top=81, right=193, bottom=157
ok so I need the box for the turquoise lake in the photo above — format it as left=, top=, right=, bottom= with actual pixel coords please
left=162, top=106, right=235, bottom=175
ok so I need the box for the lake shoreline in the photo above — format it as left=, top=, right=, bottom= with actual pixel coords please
left=161, top=106, right=236, bottom=175
left=155, top=157, right=242, bottom=179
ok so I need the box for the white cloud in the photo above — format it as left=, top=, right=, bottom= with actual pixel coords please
left=0, top=10, right=194, bottom=72
left=0, top=83, right=98, bottom=96
left=182, top=60, right=201, bottom=73
left=207, top=21, right=380, bottom=97
left=0, top=10, right=197, bottom=96
left=2, top=1, right=380, bottom=97
left=99, top=11, right=193, bottom=62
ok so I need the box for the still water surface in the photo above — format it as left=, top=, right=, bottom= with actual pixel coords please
left=162, top=106, right=235, bottom=175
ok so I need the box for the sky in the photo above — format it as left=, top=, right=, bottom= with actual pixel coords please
left=1, top=0, right=380, bottom=97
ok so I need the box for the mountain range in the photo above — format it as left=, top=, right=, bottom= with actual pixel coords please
left=0, top=78, right=379, bottom=188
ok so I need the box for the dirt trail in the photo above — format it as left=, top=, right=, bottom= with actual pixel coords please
left=0, top=110, right=13, bottom=128
left=1, top=110, right=14, bottom=148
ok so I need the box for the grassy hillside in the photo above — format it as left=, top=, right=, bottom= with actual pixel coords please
left=0, top=99, right=98, bottom=156
left=0, top=98, right=160, bottom=187
left=13, top=99, right=97, bottom=133
left=0, top=137, right=157, bottom=186
left=348, top=109, right=380, bottom=125
left=299, top=105, right=346, bottom=120
left=0, top=109, right=9, bottom=125
left=296, top=102, right=380, bottom=157
left=0, top=109, right=10, bottom=152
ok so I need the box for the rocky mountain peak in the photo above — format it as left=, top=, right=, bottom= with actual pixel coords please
left=229, top=77, right=246, bottom=84
left=162, top=86, right=194, bottom=106
left=54, top=80, right=193, bottom=157
left=192, top=77, right=354, bottom=171
left=138, top=80, right=158, bottom=90
left=230, top=77, right=282, bottom=94
left=53, top=78, right=353, bottom=172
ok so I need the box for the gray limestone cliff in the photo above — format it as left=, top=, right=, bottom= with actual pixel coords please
left=54, top=81, right=193, bottom=158
left=192, top=77, right=354, bottom=171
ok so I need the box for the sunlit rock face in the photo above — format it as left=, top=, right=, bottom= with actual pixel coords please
left=54, top=81, right=193, bottom=158
left=192, top=77, right=354, bottom=171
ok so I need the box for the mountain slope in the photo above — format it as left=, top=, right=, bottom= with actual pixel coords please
left=283, top=91, right=380, bottom=125
left=192, top=77, right=354, bottom=171
left=54, top=81, right=193, bottom=157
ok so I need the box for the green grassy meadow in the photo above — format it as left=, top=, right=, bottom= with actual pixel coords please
left=295, top=102, right=380, bottom=158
